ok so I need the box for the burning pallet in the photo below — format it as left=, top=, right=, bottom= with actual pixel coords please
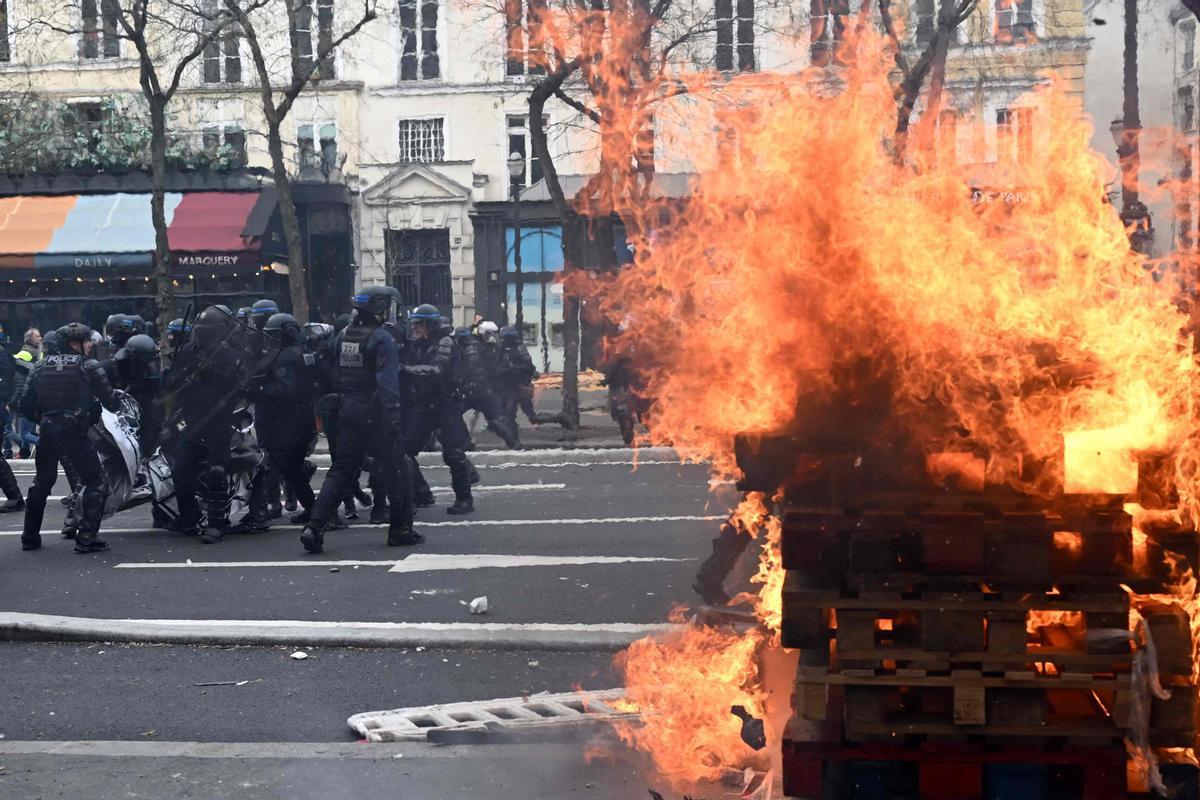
left=737, top=438, right=1200, bottom=800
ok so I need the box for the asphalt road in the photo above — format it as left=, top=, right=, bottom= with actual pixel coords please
left=0, top=445, right=745, bottom=799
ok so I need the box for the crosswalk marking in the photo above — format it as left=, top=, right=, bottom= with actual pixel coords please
left=0, top=514, right=723, bottom=536
left=111, top=553, right=692, bottom=571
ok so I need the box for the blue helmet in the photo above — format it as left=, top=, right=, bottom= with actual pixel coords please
left=408, top=303, right=441, bottom=321
left=498, top=325, right=522, bottom=342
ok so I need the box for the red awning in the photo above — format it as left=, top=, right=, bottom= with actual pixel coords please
left=167, top=192, right=260, bottom=253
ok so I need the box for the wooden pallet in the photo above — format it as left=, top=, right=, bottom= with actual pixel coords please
left=780, top=506, right=1133, bottom=586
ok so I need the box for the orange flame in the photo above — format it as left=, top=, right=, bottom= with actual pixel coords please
left=576, top=25, right=1200, bottom=788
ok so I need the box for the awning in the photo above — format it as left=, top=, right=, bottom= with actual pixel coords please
left=0, top=191, right=265, bottom=276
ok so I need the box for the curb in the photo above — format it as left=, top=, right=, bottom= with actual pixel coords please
left=0, top=612, right=674, bottom=652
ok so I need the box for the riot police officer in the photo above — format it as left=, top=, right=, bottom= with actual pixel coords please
left=162, top=306, right=244, bottom=544
left=255, top=313, right=319, bottom=521
left=403, top=304, right=473, bottom=515
left=19, top=322, right=119, bottom=553
left=300, top=286, right=419, bottom=553
left=454, top=326, right=519, bottom=448
left=102, top=333, right=162, bottom=459
left=493, top=325, right=555, bottom=430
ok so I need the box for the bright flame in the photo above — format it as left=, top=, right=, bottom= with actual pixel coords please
left=578, top=25, right=1200, bottom=789
left=613, top=613, right=768, bottom=786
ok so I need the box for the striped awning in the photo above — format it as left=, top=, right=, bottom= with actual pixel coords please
left=0, top=191, right=265, bottom=274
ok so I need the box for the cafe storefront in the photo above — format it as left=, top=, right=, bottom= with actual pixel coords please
left=0, top=190, right=290, bottom=334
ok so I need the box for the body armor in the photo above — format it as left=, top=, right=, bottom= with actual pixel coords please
left=34, top=354, right=91, bottom=415
left=338, top=324, right=377, bottom=395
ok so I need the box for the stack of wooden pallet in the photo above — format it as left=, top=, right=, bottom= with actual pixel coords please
left=774, top=487, right=1199, bottom=799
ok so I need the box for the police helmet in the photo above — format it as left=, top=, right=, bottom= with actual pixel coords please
left=116, top=334, right=158, bottom=363
left=453, top=325, right=473, bottom=341
left=408, top=303, right=441, bottom=322
left=351, top=286, right=397, bottom=317
left=476, top=321, right=499, bottom=339
left=41, top=330, right=62, bottom=355
left=236, top=307, right=252, bottom=321
left=251, top=299, right=278, bottom=318
left=192, top=305, right=235, bottom=350
left=333, top=313, right=351, bottom=333
left=498, top=325, right=522, bottom=342
left=264, top=313, right=302, bottom=345
left=58, top=322, right=93, bottom=344
left=166, top=318, right=190, bottom=334
left=302, top=322, right=334, bottom=346
left=213, top=305, right=234, bottom=316
left=104, top=314, right=125, bottom=338
left=128, top=315, right=148, bottom=335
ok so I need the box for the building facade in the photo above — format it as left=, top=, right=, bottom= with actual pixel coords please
left=0, top=0, right=1094, bottom=344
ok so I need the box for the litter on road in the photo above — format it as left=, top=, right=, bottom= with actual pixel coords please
left=289, top=651, right=308, bottom=660
left=468, top=596, right=488, bottom=615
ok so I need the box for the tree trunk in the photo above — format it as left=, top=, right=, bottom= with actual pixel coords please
left=149, top=99, right=175, bottom=333
left=268, top=120, right=309, bottom=320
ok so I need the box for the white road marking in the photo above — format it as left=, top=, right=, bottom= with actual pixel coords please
left=0, top=514, right=723, bottom=536
left=111, top=553, right=692, bottom=571
left=388, top=554, right=689, bottom=573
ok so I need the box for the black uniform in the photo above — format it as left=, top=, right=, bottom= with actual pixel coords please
left=302, top=320, right=414, bottom=551
left=20, top=350, right=118, bottom=552
left=163, top=336, right=244, bottom=540
left=256, top=341, right=318, bottom=514
left=457, top=333, right=519, bottom=448
left=403, top=331, right=473, bottom=508
left=494, top=338, right=543, bottom=427
left=101, top=351, right=162, bottom=458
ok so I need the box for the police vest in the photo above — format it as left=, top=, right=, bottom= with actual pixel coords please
left=338, top=325, right=376, bottom=394
left=35, top=354, right=90, bottom=414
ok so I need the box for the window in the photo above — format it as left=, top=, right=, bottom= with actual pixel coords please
left=0, top=0, right=10, bottom=63
left=81, top=0, right=120, bottom=59
left=505, top=0, right=546, bottom=75
left=386, top=228, right=452, bottom=316
left=716, top=0, right=754, bottom=72
left=913, top=0, right=935, bottom=44
left=293, top=0, right=336, bottom=80
left=1184, top=22, right=1196, bottom=71
left=202, top=0, right=241, bottom=84
left=1180, top=87, right=1196, bottom=131
left=810, top=0, right=849, bottom=66
left=995, top=0, right=1034, bottom=42
left=203, top=125, right=247, bottom=168
left=506, top=114, right=546, bottom=191
left=399, top=0, right=439, bottom=80
left=399, top=117, right=444, bottom=162
left=298, top=122, right=338, bottom=175
left=995, top=107, right=1032, bottom=164
left=72, top=102, right=104, bottom=155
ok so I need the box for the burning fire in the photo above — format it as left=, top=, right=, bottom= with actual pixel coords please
left=582, top=28, right=1200, bottom=790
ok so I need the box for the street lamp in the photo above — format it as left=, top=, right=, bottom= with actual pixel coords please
left=507, top=151, right=525, bottom=329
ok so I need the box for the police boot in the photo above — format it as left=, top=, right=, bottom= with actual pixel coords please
left=73, top=528, right=109, bottom=554
left=353, top=485, right=372, bottom=507
left=20, top=505, right=42, bottom=551
left=447, top=497, right=474, bottom=515
left=0, top=459, right=23, bottom=511
left=199, top=467, right=231, bottom=545
left=167, top=512, right=203, bottom=535
left=368, top=500, right=390, bottom=524
left=283, top=485, right=298, bottom=514
left=60, top=500, right=79, bottom=539
left=387, top=525, right=424, bottom=547
left=343, top=498, right=358, bottom=520
left=300, top=525, right=324, bottom=554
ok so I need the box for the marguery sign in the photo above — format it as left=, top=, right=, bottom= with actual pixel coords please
left=172, top=253, right=251, bottom=268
